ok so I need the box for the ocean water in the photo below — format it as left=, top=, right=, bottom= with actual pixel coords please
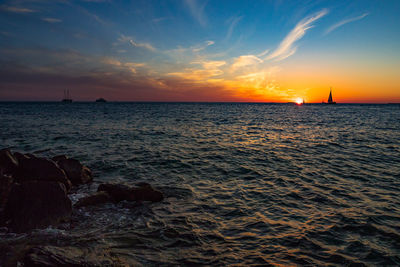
left=1, top=102, right=400, bottom=266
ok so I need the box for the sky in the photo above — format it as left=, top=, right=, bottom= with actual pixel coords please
left=0, top=0, right=399, bottom=103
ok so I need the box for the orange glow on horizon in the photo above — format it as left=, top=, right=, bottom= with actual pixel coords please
left=295, top=98, right=303, bottom=105
left=165, top=62, right=400, bottom=103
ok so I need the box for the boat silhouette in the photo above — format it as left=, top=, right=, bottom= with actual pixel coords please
left=95, top=98, right=107, bottom=103
left=61, top=89, right=73, bottom=103
left=323, top=87, right=336, bottom=104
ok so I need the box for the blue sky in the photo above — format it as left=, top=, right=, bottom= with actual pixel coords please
left=0, top=0, right=399, bottom=102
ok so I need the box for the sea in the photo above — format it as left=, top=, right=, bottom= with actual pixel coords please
left=1, top=102, right=400, bottom=266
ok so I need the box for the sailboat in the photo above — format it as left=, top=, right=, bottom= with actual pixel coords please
left=326, top=87, right=336, bottom=104
left=61, top=89, right=73, bottom=103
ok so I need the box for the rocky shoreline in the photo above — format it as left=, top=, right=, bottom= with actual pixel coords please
left=0, top=148, right=164, bottom=266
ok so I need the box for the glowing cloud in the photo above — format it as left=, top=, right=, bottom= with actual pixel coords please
left=266, top=9, right=328, bottom=61
left=199, top=60, right=226, bottom=69
left=168, top=69, right=223, bottom=81
left=325, top=13, right=369, bottom=34
left=231, top=55, right=263, bottom=71
left=168, top=60, right=226, bottom=80
left=257, top=49, right=270, bottom=57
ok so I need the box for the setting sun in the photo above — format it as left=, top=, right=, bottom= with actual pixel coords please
left=295, top=98, right=303, bottom=105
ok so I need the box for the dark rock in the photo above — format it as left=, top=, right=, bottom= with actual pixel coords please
left=51, top=155, right=67, bottom=162
left=55, top=158, right=93, bottom=185
left=24, top=246, right=122, bottom=266
left=132, top=183, right=164, bottom=202
left=98, top=183, right=163, bottom=203
left=74, top=191, right=113, bottom=208
left=0, top=243, right=33, bottom=267
left=15, top=156, right=72, bottom=191
left=14, top=152, right=35, bottom=161
left=2, top=181, right=72, bottom=233
left=13, top=152, right=31, bottom=162
left=0, top=148, right=19, bottom=176
left=97, top=183, right=134, bottom=202
left=0, top=174, right=13, bottom=209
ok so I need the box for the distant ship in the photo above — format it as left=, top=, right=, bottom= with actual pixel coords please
left=95, top=98, right=107, bottom=103
left=324, top=87, right=336, bottom=104
left=61, top=89, right=73, bottom=103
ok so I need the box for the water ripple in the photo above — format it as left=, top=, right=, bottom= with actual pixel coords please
left=1, top=103, right=399, bottom=265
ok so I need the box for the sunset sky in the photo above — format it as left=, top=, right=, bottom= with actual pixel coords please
left=0, top=0, right=399, bottom=102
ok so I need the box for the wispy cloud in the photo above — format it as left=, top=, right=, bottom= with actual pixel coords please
left=117, top=34, right=156, bottom=51
left=167, top=69, right=223, bottom=81
left=227, top=66, right=285, bottom=101
left=184, top=0, right=208, bottom=27
left=129, top=40, right=156, bottom=51
left=168, top=60, right=225, bottom=80
left=192, top=40, right=214, bottom=52
left=225, top=15, right=243, bottom=40
left=1, top=5, right=35, bottom=13
left=102, top=57, right=146, bottom=73
left=325, top=13, right=369, bottom=34
left=117, top=35, right=131, bottom=43
left=163, top=40, right=216, bottom=65
left=231, top=55, right=263, bottom=71
left=42, top=17, right=62, bottom=23
left=266, top=8, right=328, bottom=61
left=257, top=49, right=270, bottom=57
left=195, top=60, right=226, bottom=69
left=152, top=17, right=170, bottom=23
left=72, top=4, right=109, bottom=26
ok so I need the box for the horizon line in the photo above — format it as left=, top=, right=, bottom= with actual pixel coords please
left=0, top=100, right=399, bottom=104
